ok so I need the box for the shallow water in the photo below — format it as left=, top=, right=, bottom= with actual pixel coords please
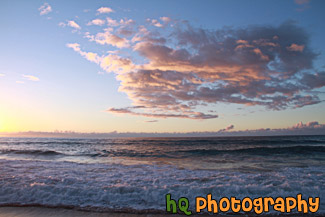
left=0, top=136, right=324, bottom=213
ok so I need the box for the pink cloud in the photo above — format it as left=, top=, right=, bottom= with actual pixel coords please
left=160, top=17, right=171, bottom=23
left=67, top=20, right=81, bottom=30
left=293, top=121, right=320, bottom=129
left=226, top=125, right=235, bottom=131
left=85, top=30, right=129, bottom=48
left=66, top=16, right=324, bottom=119
left=107, top=107, right=218, bottom=120
left=66, top=43, right=100, bottom=64
left=215, top=121, right=325, bottom=136
left=119, top=18, right=135, bottom=26
left=147, top=18, right=163, bottom=28
left=39, top=3, right=52, bottom=16
left=287, top=43, right=305, bottom=52
left=66, top=43, right=132, bottom=72
left=106, top=17, right=119, bottom=26
left=218, top=124, right=235, bottom=132
left=144, top=120, right=158, bottom=123
left=22, top=74, right=40, bottom=82
left=87, top=19, right=105, bottom=26
left=295, top=0, right=310, bottom=5
left=97, top=7, right=114, bottom=14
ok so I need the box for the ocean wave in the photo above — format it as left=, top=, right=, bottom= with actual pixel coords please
left=0, top=149, right=64, bottom=156
left=0, top=203, right=165, bottom=214
left=179, top=145, right=325, bottom=156
left=1, top=145, right=324, bottom=160
left=0, top=159, right=324, bottom=214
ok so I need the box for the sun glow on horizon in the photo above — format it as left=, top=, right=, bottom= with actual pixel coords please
left=0, top=115, right=16, bottom=133
left=0, top=0, right=324, bottom=135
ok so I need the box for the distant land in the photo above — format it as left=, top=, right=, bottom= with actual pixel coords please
left=1, top=121, right=324, bottom=138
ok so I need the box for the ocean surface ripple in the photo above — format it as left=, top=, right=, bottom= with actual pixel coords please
left=0, top=136, right=324, bottom=213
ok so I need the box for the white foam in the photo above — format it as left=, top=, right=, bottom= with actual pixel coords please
left=0, top=159, right=323, bottom=213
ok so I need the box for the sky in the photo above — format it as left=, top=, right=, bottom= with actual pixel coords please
left=0, top=0, right=325, bottom=136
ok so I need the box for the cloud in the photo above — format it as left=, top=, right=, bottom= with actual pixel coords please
left=16, top=81, right=25, bottom=84
left=117, top=27, right=135, bottom=37
left=287, top=43, right=305, bottom=52
left=160, top=17, right=171, bottom=23
left=146, top=17, right=171, bottom=28
left=120, top=18, right=135, bottom=26
left=226, top=125, right=235, bottom=131
left=66, top=43, right=133, bottom=73
left=107, top=107, right=218, bottom=120
left=22, top=74, right=40, bottom=81
left=218, top=124, right=235, bottom=132
left=106, top=17, right=119, bottom=26
left=0, top=73, right=5, bottom=77
left=66, top=43, right=81, bottom=51
left=67, top=16, right=324, bottom=119
left=87, top=19, right=105, bottom=26
left=294, top=0, right=310, bottom=5
left=39, top=3, right=52, bottom=15
left=67, top=20, right=81, bottom=30
left=235, top=121, right=325, bottom=136
left=100, top=54, right=134, bottom=73
left=91, top=31, right=129, bottom=48
left=66, top=43, right=101, bottom=64
left=293, top=121, right=321, bottom=128
left=97, top=7, right=114, bottom=14
left=148, top=19, right=163, bottom=28
left=301, top=71, right=325, bottom=88
left=58, top=22, right=65, bottom=27
left=60, top=21, right=82, bottom=30
left=128, top=22, right=320, bottom=111
left=294, top=0, right=311, bottom=11
left=144, top=120, right=158, bottom=123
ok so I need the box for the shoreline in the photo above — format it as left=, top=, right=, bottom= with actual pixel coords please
left=0, top=206, right=323, bottom=217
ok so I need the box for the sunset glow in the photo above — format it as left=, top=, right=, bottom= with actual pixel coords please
left=0, top=0, right=325, bottom=136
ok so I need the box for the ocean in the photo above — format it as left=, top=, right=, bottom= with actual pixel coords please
left=0, top=136, right=324, bottom=214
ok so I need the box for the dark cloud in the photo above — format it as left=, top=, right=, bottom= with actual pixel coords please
left=69, top=18, right=324, bottom=119
left=125, top=21, right=322, bottom=112
left=218, top=124, right=235, bottom=132
left=144, top=120, right=158, bottom=123
left=107, top=107, right=218, bottom=120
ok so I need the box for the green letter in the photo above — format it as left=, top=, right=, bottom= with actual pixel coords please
left=166, top=194, right=177, bottom=213
left=179, top=197, right=192, bottom=216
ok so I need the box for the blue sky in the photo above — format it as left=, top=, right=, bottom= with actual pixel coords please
left=0, top=0, right=325, bottom=134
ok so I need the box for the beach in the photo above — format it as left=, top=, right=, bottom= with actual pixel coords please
left=0, top=206, right=324, bottom=217
left=0, top=206, right=158, bottom=217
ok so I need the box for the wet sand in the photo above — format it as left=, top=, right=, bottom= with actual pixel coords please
left=0, top=206, right=323, bottom=217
